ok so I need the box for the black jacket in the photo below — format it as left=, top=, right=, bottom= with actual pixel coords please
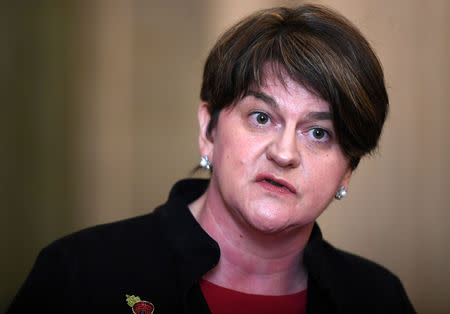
left=8, top=179, right=415, bottom=313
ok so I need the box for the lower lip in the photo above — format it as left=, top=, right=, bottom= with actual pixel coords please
left=257, top=181, right=294, bottom=195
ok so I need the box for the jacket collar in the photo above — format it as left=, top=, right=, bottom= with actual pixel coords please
left=157, top=179, right=219, bottom=312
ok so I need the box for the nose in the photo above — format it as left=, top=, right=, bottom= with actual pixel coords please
left=266, top=126, right=301, bottom=168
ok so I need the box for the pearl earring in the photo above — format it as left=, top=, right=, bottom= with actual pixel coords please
left=200, top=156, right=211, bottom=170
left=335, top=186, right=347, bottom=200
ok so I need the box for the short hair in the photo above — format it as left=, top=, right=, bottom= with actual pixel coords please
left=200, top=4, right=388, bottom=170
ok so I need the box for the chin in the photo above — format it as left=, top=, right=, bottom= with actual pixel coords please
left=246, top=208, right=296, bottom=235
left=244, top=203, right=319, bottom=236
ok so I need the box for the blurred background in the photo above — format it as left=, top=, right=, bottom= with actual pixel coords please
left=1, top=0, right=449, bottom=312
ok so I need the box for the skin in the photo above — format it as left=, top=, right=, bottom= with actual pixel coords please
left=189, top=67, right=352, bottom=295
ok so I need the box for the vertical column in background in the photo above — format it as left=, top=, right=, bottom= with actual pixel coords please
left=75, top=1, right=135, bottom=226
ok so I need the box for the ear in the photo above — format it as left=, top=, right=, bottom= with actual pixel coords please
left=340, top=166, right=352, bottom=192
left=198, top=103, right=214, bottom=159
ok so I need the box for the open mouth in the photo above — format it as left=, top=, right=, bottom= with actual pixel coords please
left=265, top=179, right=284, bottom=188
left=256, top=174, right=296, bottom=194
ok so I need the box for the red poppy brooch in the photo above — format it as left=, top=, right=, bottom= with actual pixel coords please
left=126, top=294, right=155, bottom=314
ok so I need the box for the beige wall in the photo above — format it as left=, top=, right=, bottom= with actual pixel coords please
left=2, top=0, right=449, bottom=312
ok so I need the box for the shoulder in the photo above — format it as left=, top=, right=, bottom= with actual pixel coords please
left=45, top=211, right=162, bottom=257
left=306, top=225, right=402, bottom=288
left=46, top=209, right=175, bottom=274
left=310, top=240, right=415, bottom=313
left=321, top=240, right=397, bottom=282
left=36, top=209, right=171, bottom=280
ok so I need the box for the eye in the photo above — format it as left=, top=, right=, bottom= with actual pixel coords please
left=251, top=112, right=271, bottom=125
left=308, top=128, right=329, bottom=141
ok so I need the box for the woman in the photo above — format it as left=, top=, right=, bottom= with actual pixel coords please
left=8, top=4, right=415, bottom=314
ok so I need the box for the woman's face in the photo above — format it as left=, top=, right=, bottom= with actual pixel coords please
left=199, top=70, right=352, bottom=234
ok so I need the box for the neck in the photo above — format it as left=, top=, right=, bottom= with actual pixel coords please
left=189, top=188, right=313, bottom=296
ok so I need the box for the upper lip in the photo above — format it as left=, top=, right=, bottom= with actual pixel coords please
left=255, top=173, right=297, bottom=194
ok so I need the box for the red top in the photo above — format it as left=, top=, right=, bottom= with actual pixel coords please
left=199, top=279, right=307, bottom=314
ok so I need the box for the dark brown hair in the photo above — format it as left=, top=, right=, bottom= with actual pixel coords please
left=200, top=4, right=388, bottom=170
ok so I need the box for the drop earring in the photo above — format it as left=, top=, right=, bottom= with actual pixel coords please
left=200, top=156, right=211, bottom=170
left=335, top=186, right=347, bottom=200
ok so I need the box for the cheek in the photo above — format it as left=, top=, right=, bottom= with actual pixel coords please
left=212, top=135, right=243, bottom=176
left=304, top=154, right=348, bottom=195
left=217, top=131, right=261, bottom=167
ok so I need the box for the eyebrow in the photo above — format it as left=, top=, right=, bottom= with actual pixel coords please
left=246, top=90, right=332, bottom=121
left=305, top=111, right=332, bottom=121
left=245, top=90, right=278, bottom=108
